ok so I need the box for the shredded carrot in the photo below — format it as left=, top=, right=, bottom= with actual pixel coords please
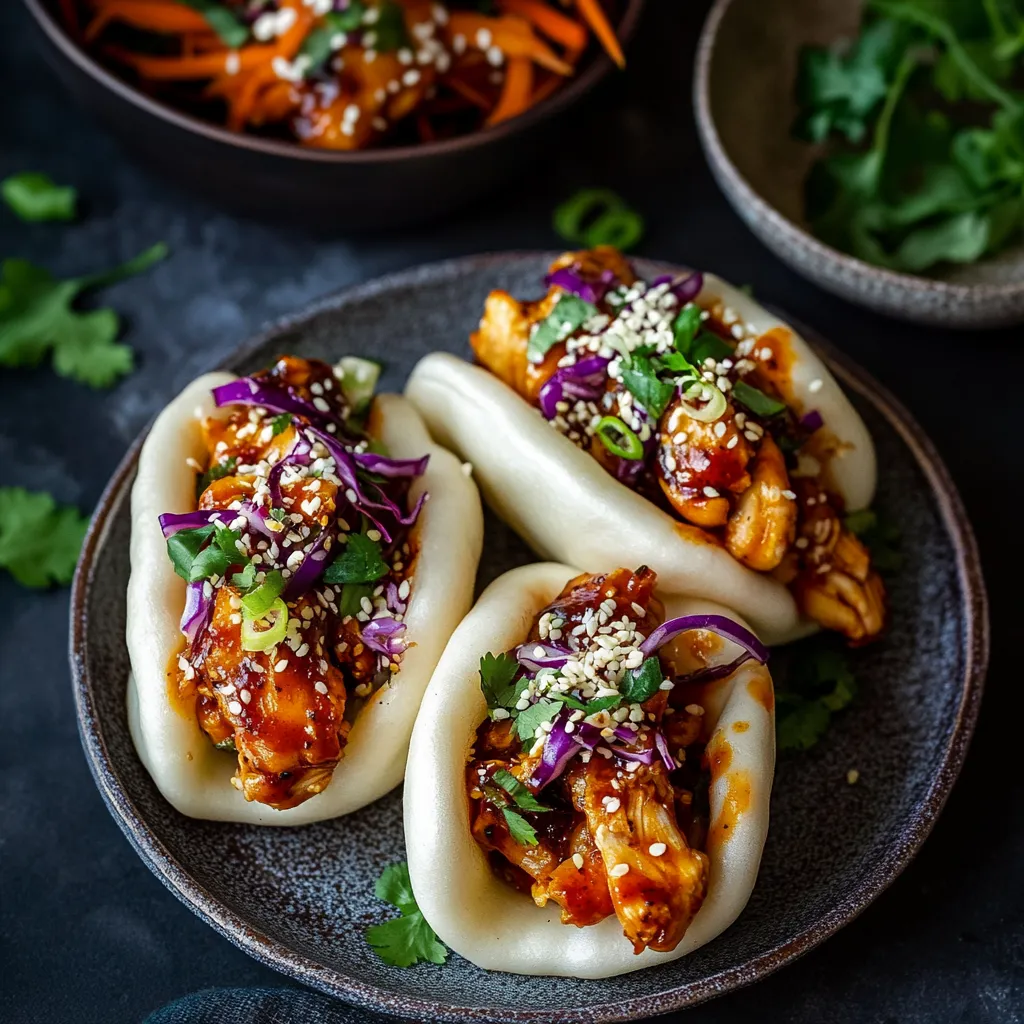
left=498, top=0, right=588, bottom=52
left=446, top=14, right=573, bottom=76
left=228, top=67, right=276, bottom=132
left=575, top=0, right=624, bottom=68
left=486, top=56, right=533, bottom=125
left=84, top=2, right=211, bottom=43
left=121, top=48, right=275, bottom=80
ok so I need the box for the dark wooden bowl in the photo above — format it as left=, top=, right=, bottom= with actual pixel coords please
left=70, top=254, right=988, bottom=1021
left=24, top=0, right=644, bottom=229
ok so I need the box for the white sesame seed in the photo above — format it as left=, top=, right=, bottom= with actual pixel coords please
left=475, top=27, right=492, bottom=48
left=685, top=703, right=705, bottom=716
left=572, top=853, right=585, bottom=870
left=809, top=378, right=823, bottom=393
left=492, top=707, right=510, bottom=721
left=609, top=862, right=630, bottom=878
left=315, top=680, right=329, bottom=695
left=649, top=842, right=667, bottom=857
left=604, top=797, right=621, bottom=813
left=225, top=52, right=240, bottom=75
left=703, top=486, right=720, bottom=498
left=274, top=659, right=289, bottom=672
left=228, top=700, right=243, bottom=715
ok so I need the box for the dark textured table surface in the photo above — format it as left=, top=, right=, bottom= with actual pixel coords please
left=2, top=2, right=1022, bottom=1023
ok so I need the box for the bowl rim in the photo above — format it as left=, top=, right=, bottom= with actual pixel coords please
left=693, top=0, right=1024, bottom=301
left=69, top=252, right=989, bottom=1023
left=24, top=0, right=644, bottom=165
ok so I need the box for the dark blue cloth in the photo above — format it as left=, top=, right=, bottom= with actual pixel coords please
left=145, top=989, right=378, bottom=1024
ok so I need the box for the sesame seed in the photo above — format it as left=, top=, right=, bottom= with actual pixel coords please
left=649, top=842, right=667, bottom=857
left=572, top=853, right=585, bottom=870
left=703, top=486, right=720, bottom=498
left=685, top=703, right=705, bottom=716
left=782, top=489, right=797, bottom=499
left=314, top=680, right=329, bottom=695
left=225, top=52, right=240, bottom=75
left=809, top=378, right=823, bottom=393
left=228, top=700, right=243, bottom=715
left=609, top=863, right=630, bottom=878
left=475, top=27, right=492, bottom=48
left=274, top=659, right=289, bottom=672
left=603, top=797, right=621, bottom=813
left=492, top=707, right=510, bottom=721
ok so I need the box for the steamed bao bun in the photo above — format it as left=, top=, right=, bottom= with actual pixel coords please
left=405, top=273, right=876, bottom=646
left=127, top=371, right=483, bottom=825
left=405, top=562, right=775, bottom=978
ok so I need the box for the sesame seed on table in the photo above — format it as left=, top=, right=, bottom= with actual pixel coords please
left=2, top=0, right=1022, bottom=1022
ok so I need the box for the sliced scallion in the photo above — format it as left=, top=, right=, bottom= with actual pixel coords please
left=240, top=597, right=288, bottom=652
left=595, top=415, right=644, bottom=460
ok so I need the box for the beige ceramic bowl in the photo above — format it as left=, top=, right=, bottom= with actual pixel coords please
left=694, top=0, right=1024, bottom=329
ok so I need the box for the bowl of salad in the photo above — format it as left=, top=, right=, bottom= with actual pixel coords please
left=26, top=0, right=643, bottom=228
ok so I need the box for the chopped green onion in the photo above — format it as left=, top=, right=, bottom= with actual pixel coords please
left=240, top=597, right=288, bottom=652
left=595, top=416, right=644, bottom=460
left=553, top=189, right=645, bottom=251
left=336, top=356, right=381, bottom=414
left=678, top=381, right=727, bottom=423
left=732, top=380, right=788, bottom=417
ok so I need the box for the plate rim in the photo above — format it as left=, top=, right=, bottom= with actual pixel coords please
left=69, top=252, right=989, bottom=1023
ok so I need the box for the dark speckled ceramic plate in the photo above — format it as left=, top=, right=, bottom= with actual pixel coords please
left=70, top=254, right=988, bottom=1023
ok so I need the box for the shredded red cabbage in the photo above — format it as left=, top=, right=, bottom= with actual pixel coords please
left=180, top=580, right=213, bottom=644
left=158, top=508, right=234, bottom=538
left=515, top=641, right=571, bottom=673
left=361, top=616, right=408, bottom=657
left=538, top=355, right=610, bottom=420
left=352, top=451, right=429, bottom=479
left=800, top=409, right=824, bottom=432
left=655, top=731, right=677, bottom=771
left=545, top=266, right=619, bottom=305
left=652, top=271, right=704, bottom=304
left=639, top=614, right=768, bottom=665
left=282, top=528, right=332, bottom=600
left=211, top=377, right=333, bottom=426
left=529, top=713, right=582, bottom=790
left=268, top=434, right=313, bottom=507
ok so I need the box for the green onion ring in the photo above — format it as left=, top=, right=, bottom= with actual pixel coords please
left=595, top=415, right=645, bottom=460
left=240, top=597, right=288, bottom=652
left=553, top=189, right=645, bottom=252
left=678, top=381, right=727, bottom=423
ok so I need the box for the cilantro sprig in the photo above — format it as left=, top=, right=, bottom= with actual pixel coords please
left=483, top=768, right=552, bottom=846
left=775, top=640, right=859, bottom=752
left=796, top=1, right=1024, bottom=272
left=365, top=862, right=448, bottom=968
left=0, top=242, right=168, bottom=388
left=0, top=487, right=89, bottom=588
left=323, top=531, right=389, bottom=585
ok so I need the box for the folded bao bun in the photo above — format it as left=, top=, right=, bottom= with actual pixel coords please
left=405, top=562, right=774, bottom=978
left=127, top=371, right=483, bottom=825
left=406, top=275, right=876, bottom=646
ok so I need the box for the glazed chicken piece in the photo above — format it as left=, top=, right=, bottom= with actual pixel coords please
left=192, top=590, right=349, bottom=809
left=567, top=756, right=709, bottom=953
left=470, top=246, right=637, bottom=402
left=782, top=481, right=886, bottom=643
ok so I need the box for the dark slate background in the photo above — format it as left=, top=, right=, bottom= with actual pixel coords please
left=1, top=1, right=1022, bottom=1022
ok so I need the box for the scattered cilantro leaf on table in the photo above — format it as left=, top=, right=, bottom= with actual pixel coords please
left=0, top=487, right=89, bottom=588
left=2, top=172, right=77, bottom=223
left=775, top=639, right=859, bottom=752
left=0, top=242, right=168, bottom=387
left=365, top=862, right=448, bottom=968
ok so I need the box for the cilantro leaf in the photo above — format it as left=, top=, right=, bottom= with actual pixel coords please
left=366, top=862, right=447, bottom=968
left=549, top=692, right=621, bottom=715
left=672, top=303, right=703, bottom=351
left=845, top=507, right=902, bottom=571
left=0, top=487, right=88, bottom=588
left=2, top=172, right=76, bottom=222
left=339, top=581, right=373, bottom=617
left=619, top=657, right=664, bottom=705
left=0, top=243, right=168, bottom=388
left=230, top=562, right=256, bottom=590
left=775, top=640, right=858, bottom=752
left=374, top=0, right=410, bottom=51
left=166, top=522, right=243, bottom=583
left=620, top=353, right=675, bottom=419
left=514, top=699, right=562, bottom=743
left=323, top=532, right=389, bottom=585
left=240, top=569, right=285, bottom=617
left=176, top=0, right=249, bottom=47
left=528, top=295, right=597, bottom=361
left=269, top=413, right=292, bottom=437
left=731, top=379, right=788, bottom=417
left=501, top=808, right=540, bottom=846
left=196, top=455, right=238, bottom=499
left=492, top=768, right=550, bottom=812
left=478, top=651, right=522, bottom=711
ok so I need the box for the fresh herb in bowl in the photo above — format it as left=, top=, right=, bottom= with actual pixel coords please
left=794, top=0, right=1024, bottom=273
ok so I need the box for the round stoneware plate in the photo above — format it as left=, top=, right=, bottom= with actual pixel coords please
left=70, top=254, right=988, bottom=1023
